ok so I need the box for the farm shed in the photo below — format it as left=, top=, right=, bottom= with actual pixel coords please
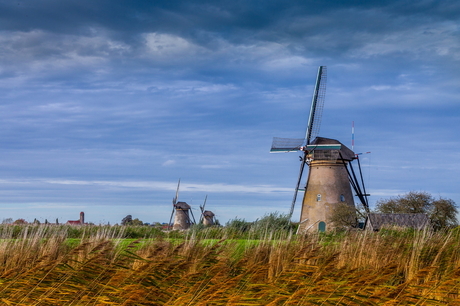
left=365, top=213, right=430, bottom=231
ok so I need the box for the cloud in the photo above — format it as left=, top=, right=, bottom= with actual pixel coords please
left=144, top=33, right=203, bottom=57
left=0, top=30, right=123, bottom=72
left=0, top=178, right=293, bottom=195
left=369, top=189, right=409, bottom=198
left=162, top=160, right=176, bottom=166
left=200, top=164, right=228, bottom=169
left=349, top=22, right=460, bottom=60
left=40, top=179, right=292, bottom=194
left=0, top=0, right=459, bottom=224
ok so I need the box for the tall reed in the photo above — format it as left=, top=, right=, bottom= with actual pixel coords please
left=0, top=225, right=459, bottom=304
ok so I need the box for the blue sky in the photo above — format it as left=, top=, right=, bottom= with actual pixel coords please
left=0, top=0, right=459, bottom=224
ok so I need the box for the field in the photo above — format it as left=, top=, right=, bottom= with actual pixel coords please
left=0, top=223, right=460, bottom=305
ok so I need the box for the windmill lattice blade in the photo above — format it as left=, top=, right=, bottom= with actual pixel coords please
left=305, top=66, right=327, bottom=144
left=190, top=209, right=196, bottom=224
left=270, top=137, right=305, bottom=153
left=173, top=179, right=180, bottom=204
left=289, top=152, right=307, bottom=217
left=202, top=195, right=207, bottom=211
left=168, top=207, right=175, bottom=229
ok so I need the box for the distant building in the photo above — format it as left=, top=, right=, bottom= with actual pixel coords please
left=202, top=210, right=215, bottom=226
left=66, top=212, right=85, bottom=225
left=365, top=213, right=430, bottom=231
left=173, top=202, right=192, bottom=230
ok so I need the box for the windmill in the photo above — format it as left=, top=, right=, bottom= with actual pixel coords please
left=168, top=179, right=196, bottom=230
left=199, top=195, right=216, bottom=226
left=270, top=66, right=369, bottom=232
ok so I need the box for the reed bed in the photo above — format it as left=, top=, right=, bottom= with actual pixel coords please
left=0, top=225, right=460, bottom=305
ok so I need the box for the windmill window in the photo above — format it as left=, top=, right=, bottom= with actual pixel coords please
left=316, top=194, right=321, bottom=201
left=340, top=194, right=345, bottom=202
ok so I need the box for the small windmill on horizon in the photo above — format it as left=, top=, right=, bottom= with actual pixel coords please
left=168, top=179, right=196, bottom=230
left=199, top=195, right=216, bottom=226
left=270, top=66, right=369, bottom=232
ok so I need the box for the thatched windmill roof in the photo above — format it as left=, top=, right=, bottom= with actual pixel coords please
left=203, top=210, right=215, bottom=217
left=310, top=137, right=355, bottom=161
left=175, top=201, right=191, bottom=210
left=365, top=213, right=430, bottom=231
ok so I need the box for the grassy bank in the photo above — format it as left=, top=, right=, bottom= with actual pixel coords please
left=1, top=225, right=460, bottom=304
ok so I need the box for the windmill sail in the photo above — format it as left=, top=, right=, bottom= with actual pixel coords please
left=269, top=66, right=328, bottom=218
left=270, top=66, right=327, bottom=154
left=169, top=179, right=181, bottom=229
left=305, top=66, right=327, bottom=145
left=199, top=195, right=207, bottom=223
left=173, top=179, right=180, bottom=205
left=270, top=137, right=305, bottom=153
left=289, top=66, right=327, bottom=216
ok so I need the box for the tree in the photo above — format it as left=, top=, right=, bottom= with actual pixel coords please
left=225, top=217, right=252, bottom=232
left=329, top=203, right=358, bottom=229
left=376, top=191, right=432, bottom=214
left=375, top=191, right=458, bottom=230
left=431, top=198, right=458, bottom=229
left=251, top=212, right=294, bottom=232
left=2, top=218, right=13, bottom=224
left=131, top=218, right=144, bottom=226
left=121, top=215, right=144, bottom=226
left=121, top=215, right=133, bottom=225
left=13, top=219, right=28, bottom=225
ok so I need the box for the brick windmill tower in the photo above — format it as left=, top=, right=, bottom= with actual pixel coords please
left=270, top=66, right=369, bottom=232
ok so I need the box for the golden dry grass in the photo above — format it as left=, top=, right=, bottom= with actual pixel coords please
left=0, top=226, right=460, bottom=305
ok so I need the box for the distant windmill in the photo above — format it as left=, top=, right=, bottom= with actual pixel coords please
left=168, top=180, right=196, bottom=230
left=199, top=195, right=216, bottom=226
left=270, top=66, right=369, bottom=232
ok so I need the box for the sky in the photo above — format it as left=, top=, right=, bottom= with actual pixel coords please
left=0, top=0, right=459, bottom=225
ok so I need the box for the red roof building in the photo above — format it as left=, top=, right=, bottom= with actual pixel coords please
left=66, top=212, right=85, bottom=225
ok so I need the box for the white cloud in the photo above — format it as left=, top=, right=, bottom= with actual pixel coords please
left=192, top=83, right=238, bottom=93
left=162, top=160, right=176, bottom=166
left=37, top=103, right=83, bottom=113
left=28, top=203, right=86, bottom=209
left=369, top=189, right=407, bottom=198
left=0, top=178, right=292, bottom=194
left=0, top=30, right=134, bottom=90
left=200, top=164, right=227, bottom=169
left=263, top=55, right=311, bottom=70
left=143, top=33, right=206, bottom=59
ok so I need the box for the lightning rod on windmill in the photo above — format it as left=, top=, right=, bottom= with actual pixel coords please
left=352, top=121, right=355, bottom=151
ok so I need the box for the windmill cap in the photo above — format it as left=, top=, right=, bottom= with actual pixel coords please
left=311, top=137, right=355, bottom=161
left=203, top=210, right=215, bottom=217
left=175, top=202, right=191, bottom=209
